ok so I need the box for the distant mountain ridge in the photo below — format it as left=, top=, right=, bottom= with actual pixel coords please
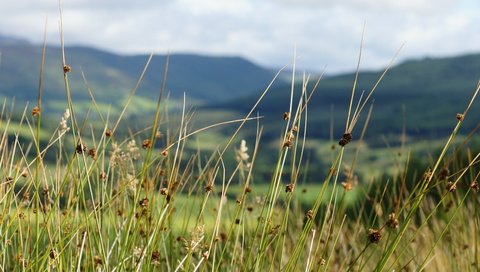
left=0, top=35, right=281, bottom=110
left=1, top=34, right=480, bottom=139
left=211, top=53, right=480, bottom=140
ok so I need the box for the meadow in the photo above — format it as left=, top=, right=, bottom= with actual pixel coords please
left=2, top=26, right=480, bottom=272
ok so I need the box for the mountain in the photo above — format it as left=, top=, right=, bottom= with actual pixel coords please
left=0, top=34, right=30, bottom=45
left=211, top=54, right=480, bottom=141
left=0, top=37, right=281, bottom=112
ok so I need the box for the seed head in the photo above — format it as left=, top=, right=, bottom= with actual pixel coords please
left=438, top=167, right=450, bottom=180
left=204, top=183, right=213, bottom=192
left=139, top=198, right=149, bottom=207
left=32, top=106, right=41, bottom=116
left=21, top=168, right=28, bottom=178
left=339, top=133, right=352, bottom=147
left=88, top=148, right=96, bottom=159
left=306, top=209, right=314, bottom=220
left=99, top=172, right=107, bottom=181
left=456, top=113, right=464, bottom=121
left=151, top=250, right=161, bottom=265
left=142, top=139, right=152, bottom=149
left=63, top=65, right=72, bottom=74
left=446, top=181, right=457, bottom=192
left=202, top=251, right=209, bottom=260
left=160, top=188, right=168, bottom=195
left=470, top=180, right=479, bottom=192
left=76, top=143, right=87, bottom=154
left=387, top=212, right=399, bottom=229
left=105, top=129, right=112, bottom=138
left=283, top=112, right=290, bottom=121
left=368, top=228, right=382, bottom=244
left=49, top=249, right=57, bottom=260
left=93, top=255, right=103, bottom=267
left=342, top=181, right=353, bottom=191
left=285, top=183, right=295, bottom=193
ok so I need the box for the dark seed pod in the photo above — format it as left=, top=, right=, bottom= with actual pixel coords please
left=339, top=133, right=352, bottom=147
left=368, top=228, right=382, bottom=243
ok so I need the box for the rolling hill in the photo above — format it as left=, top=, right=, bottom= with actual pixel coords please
left=0, top=35, right=281, bottom=113
left=2, top=33, right=480, bottom=142
left=211, top=54, right=480, bottom=141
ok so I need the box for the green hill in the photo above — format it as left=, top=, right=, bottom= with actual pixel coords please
left=0, top=37, right=281, bottom=113
left=211, top=54, right=480, bottom=141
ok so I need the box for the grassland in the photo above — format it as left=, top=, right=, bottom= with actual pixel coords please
left=1, top=25, right=480, bottom=272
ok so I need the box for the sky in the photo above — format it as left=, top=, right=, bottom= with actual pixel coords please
left=1, top=0, right=479, bottom=74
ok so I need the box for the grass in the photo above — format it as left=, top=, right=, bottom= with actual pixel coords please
left=1, top=18, right=480, bottom=271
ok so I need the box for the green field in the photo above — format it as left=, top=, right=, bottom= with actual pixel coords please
left=1, top=30, right=480, bottom=271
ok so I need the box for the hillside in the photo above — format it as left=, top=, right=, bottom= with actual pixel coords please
left=211, top=54, right=480, bottom=141
left=0, top=36, right=280, bottom=113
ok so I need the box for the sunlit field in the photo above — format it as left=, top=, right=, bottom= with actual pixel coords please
left=2, top=18, right=480, bottom=271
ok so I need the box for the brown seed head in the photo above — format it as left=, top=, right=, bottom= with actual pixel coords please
left=49, top=249, right=57, bottom=260
left=21, top=168, right=28, bottom=178
left=470, top=180, right=479, bottom=192
left=245, top=186, right=252, bottom=193
left=438, top=167, right=450, bottom=180
left=32, top=106, right=41, bottom=116
left=456, top=113, right=464, bottom=121
left=446, top=181, right=457, bottom=192
left=139, top=198, right=149, bottom=207
left=204, top=183, right=213, bottom=192
left=93, top=255, right=103, bottom=267
left=423, top=169, right=433, bottom=181
left=63, top=65, right=72, bottom=74
left=116, top=209, right=124, bottom=217
left=283, top=140, right=293, bottom=149
left=151, top=250, right=161, bottom=265
left=368, top=228, right=382, bottom=244
left=160, top=188, right=168, bottom=195
left=342, top=181, right=353, bottom=191
left=22, top=191, right=30, bottom=202
left=338, top=133, right=352, bottom=147
left=285, top=183, right=295, bottom=193
left=99, top=172, right=107, bottom=181
left=387, top=212, right=399, bottom=229
left=306, top=209, right=314, bottom=220
left=142, top=139, right=152, bottom=149
left=76, top=143, right=87, bottom=154
left=283, top=112, right=290, bottom=121
left=202, top=251, right=209, bottom=259
left=105, top=129, right=112, bottom=138
left=88, top=148, right=96, bottom=159
left=161, top=149, right=168, bottom=157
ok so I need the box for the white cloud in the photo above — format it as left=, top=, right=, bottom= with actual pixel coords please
left=0, top=0, right=478, bottom=73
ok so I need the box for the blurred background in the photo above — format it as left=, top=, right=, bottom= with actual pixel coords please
left=1, top=0, right=479, bottom=180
